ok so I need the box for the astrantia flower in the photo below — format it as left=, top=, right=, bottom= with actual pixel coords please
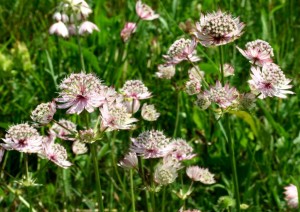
left=185, top=67, right=204, bottom=95
left=204, top=81, right=238, bottom=108
left=1, top=123, right=43, bottom=153
left=39, top=134, right=72, bottom=168
left=130, top=130, right=171, bottom=159
left=31, top=101, right=56, bottom=125
left=193, top=10, right=245, bottom=47
left=53, top=12, right=69, bottom=23
left=141, top=103, right=160, bottom=121
left=195, top=94, right=211, bottom=110
left=135, top=0, right=159, bottom=21
left=78, top=129, right=95, bottom=143
left=50, top=119, right=77, bottom=141
left=49, top=21, right=69, bottom=38
left=118, top=152, right=138, bottom=170
left=56, top=72, right=104, bottom=114
left=72, top=140, right=88, bottom=155
left=154, top=161, right=178, bottom=186
left=248, top=63, right=293, bottom=99
left=100, top=103, right=138, bottom=131
left=163, top=38, right=200, bottom=65
left=121, top=80, right=152, bottom=100
left=155, top=64, right=176, bottom=79
left=238, top=93, right=256, bottom=110
left=120, top=22, right=137, bottom=42
left=186, top=166, right=216, bottom=184
left=167, top=139, right=196, bottom=161
left=237, top=39, right=274, bottom=66
left=65, top=0, right=92, bottom=19
left=221, top=63, right=235, bottom=77
left=78, top=21, right=99, bottom=35
left=284, top=184, right=298, bottom=208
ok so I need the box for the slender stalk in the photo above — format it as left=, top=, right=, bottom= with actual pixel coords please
left=24, top=153, right=29, bottom=181
left=130, top=169, right=136, bottom=212
left=138, top=157, right=150, bottom=212
left=150, top=160, right=155, bottom=212
left=219, top=45, right=240, bottom=211
left=73, top=15, right=86, bottom=73
left=90, top=143, right=104, bottom=212
left=188, top=58, right=209, bottom=89
left=162, top=186, right=166, bottom=212
left=219, top=46, right=225, bottom=86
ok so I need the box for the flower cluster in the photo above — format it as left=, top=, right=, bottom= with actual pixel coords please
left=186, top=166, right=216, bottom=184
left=284, top=184, right=298, bottom=208
left=49, top=0, right=99, bottom=38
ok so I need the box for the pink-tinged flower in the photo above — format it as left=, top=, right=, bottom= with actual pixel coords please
left=166, top=139, right=196, bottom=161
left=1, top=123, right=43, bottom=153
left=221, top=63, right=235, bottom=77
left=141, top=103, right=160, bottom=121
left=135, top=0, right=159, bottom=21
left=49, top=21, right=69, bottom=38
left=118, top=152, right=138, bottom=170
left=66, top=0, right=92, bottom=19
left=50, top=119, right=77, bottom=141
left=248, top=63, right=293, bottom=99
left=100, top=103, right=138, bottom=131
left=78, top=129, right=95, bottom=143
left=163, top=38, right=200, bottom=65
left=68, top=24, right=77, bottom=36
left=130, top=130, right=171, bottom=159
left=121, top=80, right=152, bottom=100
left=0, top=147, right=4, bottom=163
left=72, top=140, right=88, bottom=155
left=154, top=160, right=179, bottom=186
left=237, top=39, right=274, bottom=66
left=56, top=73, right=105, bottom=114
left=53, top=12, right=69, bottom=23
left=39, top=134, right=72, bottom=168
left=156, top=64, right=176, bottom=79
left=185, top=67, right=204, bottom=95
left=193, top=10, right=245, bottom=47
left=78, top=21, right=100, bottom=35
left=120, top=22, right=137, bottom=42
left=204, top=81, right=238, bottom=108
left=284, top=184, right=298, bottom=208
left=31, top=101, right=56, bottom=125
left=186, top=166, right=216, bottom=184
left=195, top=94, right=211, bottom=110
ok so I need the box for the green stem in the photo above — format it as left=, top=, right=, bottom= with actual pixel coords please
left=225, top=114, right=241, bottom=212
left=74, top=16, right=86, bottom=73
left=188, top=58, right=209, bottom=88
left=219, top=46, right=225, bottom=86
left=150, top=160, right=155, bottom=212
left=130, top=169, right=136, bottom=212
left=162, top=186, right=166, bottom=212
left=24, top=153, right=29, bottom=181
left=90, top=143, right=104, bottom=212
left=138, top=157, right=150, bottom=212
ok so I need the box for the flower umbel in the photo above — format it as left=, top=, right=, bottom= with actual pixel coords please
left=248, top=63, right=293, bottom=99
left=193, top=10, right=245, bottom=47
left=284, top=184, right=298, bottom=208
left=155, top=64, right=176, bottom=79
left=1, top=123, right=43, bottom=153
left=31, top=101, right=56, bottom=125
left=118, top=152, right=138, bottom=170
left=120, top=22, right=137, bottom=42
left=135, top=0, right=159, bottom=21
left=141, top=103, right=160, bottom=121
left=56, top=73, right=104, bottom=114
left=186, top=166, right=216, bottom=184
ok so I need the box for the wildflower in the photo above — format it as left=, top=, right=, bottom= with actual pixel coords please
left=100, top=103, right=138, bottom=131
left=1, top=123, right=43, bottom=153
left=221, top=63, right=234, bottom=77
left=120, top=22, right=137, bottom=42
left=98, top=85, right=123, bottom=108
left=284, top=184, right=298, bottom=208
left=248, top=63, right=293, bottom=99
left=130, top=130, right=171, bottom=159
left=238, top=93, right=256, bottom=110
left=78, top=21, right=99, bottom=35
left=53, top=12, right=69, bottom=23
left=49, top=21, right=69, bottom=38
left=65, top=0, right=92, bottom=19
left=118, top=152, right=138, bottom=170
left=39, top=134, right=72, bottom=168
left=50, top=119, right=77, bottom=141
left=155, top=64, right=176, bottom=79
left=193, top=10, right=245, bottom=47
left=56, top=72, right=105, bottom=114
left=163, top=38, right=200, bottom=65
left=154, top=160, right=178, bottom=186
left=78, top=129, right=95, bottom=143
left=121, top=80, right=152, bottom=100
left=237, top=39, right=273, bottom=66
left=135, top=0, right=159, bottom=21
left=167, top=139, right=196, bottom=161
left=204, top=81, right=238, bottom=108
left=186, top=166, right=216, bottom=184
left=195, top=94, right=211, bottom=110
left=141, top=103, right=160, bottom=121
left=31, top=101, right=56, bottom=125
left=185, top=67, right=204, bottom=95
left=72, top=140, right=88, bottom=155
